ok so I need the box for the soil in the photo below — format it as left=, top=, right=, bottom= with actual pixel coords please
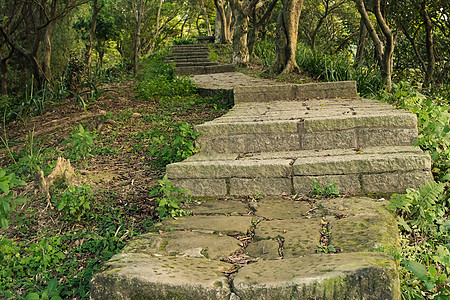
left=0, top=79, right=227, bottom=239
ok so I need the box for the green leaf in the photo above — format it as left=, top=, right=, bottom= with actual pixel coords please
left=0, top=181, right=9, bottom=194
left=0, top=217, right=8, bottom=229
left=428, top=265, right=437, bottom=277
left=403, top=260, right=429, bottom=280
left=25, top=293, right=40, bottom=300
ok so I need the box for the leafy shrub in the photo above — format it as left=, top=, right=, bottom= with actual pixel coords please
left=63, top=125, right=95, bottom=162
left=138, top=52, right=196, bottom=99
left=147, top=122, right=200, bottom=169
left=0, top=168, right=27, bottom=228
left=173, top=38, right=195, bottom=45
left=376, top=82, right=450, bottom=181
left=150, top=174, right=190, bottom=220
left=52, top=184, right=92, bottom=222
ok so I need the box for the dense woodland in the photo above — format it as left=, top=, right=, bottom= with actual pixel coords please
left=0, top=0, right=449, bottom=299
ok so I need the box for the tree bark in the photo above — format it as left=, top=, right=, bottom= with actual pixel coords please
left=354, top=18, right=367, bottom=68
left=421, top=2, right=435, bottom=88
left=231, top=2, right=250, bottom=64
left=86, top=0, right=102, bottom=75
left=266, top=0, right=304, bottom=75
left=200, top=0, right=212, bottom=36
left=354, top=0, right=394, bottom=90
left=134, top=0, right=144, bottom=75
left=0, top=48, right=14, bottom=95
left=214, top=0, right=232, bottom=43
left=248, top=0, right=278, bottom=55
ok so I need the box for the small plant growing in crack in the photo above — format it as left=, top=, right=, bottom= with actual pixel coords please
left=316, top=217, right=339, bottom=254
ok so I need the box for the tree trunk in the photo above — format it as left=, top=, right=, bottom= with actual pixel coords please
left=0, top=48, right=14, bottom=95
left=134, top=0, right=144, bottom=75
left=422, top=2, right=435, bottom=88
left=354, top=0, right=394, bottom=90
left=86, top=0, right=102, bottom=75
left=42, top=21, right=56, bottom=81
left=214, top=0, right=232, bottom=43
left=266, top=0, right=304, bottom=75
left=248, top=0, right=278, bottom=55
left=354, top=18, right=367, bottom=68
left=231, top=4, right=250, bottom=64
left=200, top=0, right=212, bottom=36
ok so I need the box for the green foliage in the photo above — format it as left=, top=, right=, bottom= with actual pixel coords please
left=387, top=181, right=447, bottom=235
left=63, top=125, right=95, bottom=162
left=387, top=181, right=450, bottom=299
left=294, top=42, right=384, bottom=96
left=25, top=278, right=62, bottom=300
left=173, top=38, right=195, bottom=45
left=150, top=174, right=190, bottom=220
left=376, top=82, right=450, bottom=180
left=138, top=52, right=196, bottom=99
left=0, top=168, right=27, bottom=228
left=307, top=182, right=340, bottom=198
left=52, top=184, right=92, bottom=222
left=147, top=122, right=200, bottom=170
left=252, top=40, right=276, bottom=68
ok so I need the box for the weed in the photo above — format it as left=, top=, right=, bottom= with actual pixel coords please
left=63, top=125, right=94, bottom=163
left=0, top=168, right=27, bottom=228
left=307, top=182, right=340, bottom=198
left=147, top=122, right=200, bottom=170
left=150, top=174, right=191, bottom=220
left=52, top=184, right=92, bottom=222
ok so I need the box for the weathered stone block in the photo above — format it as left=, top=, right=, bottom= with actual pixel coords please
left=167, top=159, right=292, bottom=179
left=195, top=120, right=299, bottom=136
left=293, top=174, right=362, bottom=195
left=254, top=196, right=311, bottom=219
left=255, top=219, right=321, bottom=258
left=90, top=254, right=232, bottom=300
left=122, top=231, right=242, bottom=260
left=170, top=178, right=227, bottom=196
left=332, top=214, right=399, bottom=252
left=234, top=85, right=293, bottom=103
left=159, top=215, right=254, bottom=234
left=197, top=133, right=300, bottom=153
left=232, top=253, right=400, bottom=300
left=229, top=177, right=292, bottom=196
left=293, top=153, right=431, bottom=176
left=361, top=170, right=434, bottom=194
left=300, top=130, right=356, bottom=150
left=357, top=128, right=418, bottom=147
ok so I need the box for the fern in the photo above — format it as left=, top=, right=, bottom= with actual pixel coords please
left=387, top=181, right=446, bottom=234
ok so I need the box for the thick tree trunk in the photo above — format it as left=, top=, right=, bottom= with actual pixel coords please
left=214, top=0, right=232, bottom=43
left=231, top=5, right=249, bottom=64
left=422, top=3, right=435, bottom=88
left=266, top=0, right=304, bottom=75
left=134, top=0, right=144, bottom=75
left=42, top=21, right=56, bottom=81
left=354, top=18, right=367, bottom=68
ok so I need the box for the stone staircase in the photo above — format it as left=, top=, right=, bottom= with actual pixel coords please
left=90, top=78, right=433, bottom=299
left=167, top=81, right=432, bottom=197
left=167, top=44, right=235, bottom=76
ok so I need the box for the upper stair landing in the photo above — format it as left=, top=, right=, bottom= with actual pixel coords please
left=167, top=44, right=235, bottom=76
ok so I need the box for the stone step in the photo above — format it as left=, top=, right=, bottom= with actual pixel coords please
left=166, top=58, right=212, bottom=64
left=90, top=196, right=400, bottom=299
left=167, top=52, right=210, bottom=58
left=195, top=98, right=418, bottom=154
left=166, top=146, right=432, bottom=196
left=173, top=61, right=219, bottom=67
left=169, top=46, right=209, bottom=53
left=175, top=64, right=235, bottom=76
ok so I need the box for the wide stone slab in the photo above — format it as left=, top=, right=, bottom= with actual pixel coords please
left=158, top=215, right=254, bottom=234
left=189, top=199, right=249, bottom=215
left=253, top=196, right=311, bottom=219
left=232, top=252, right=400, bottom=299
left=90, top=253, right=232, bottom=299
left=122, top=231, right=242, bottom=260
left=255, top=218, right=321, bottom=258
